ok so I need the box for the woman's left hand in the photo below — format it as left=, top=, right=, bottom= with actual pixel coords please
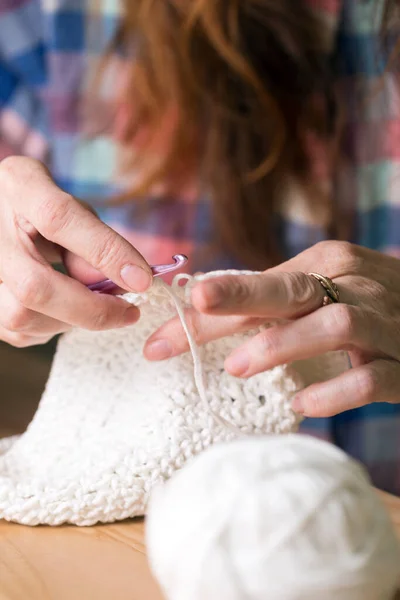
left=144, top=242, right=400, bottom=417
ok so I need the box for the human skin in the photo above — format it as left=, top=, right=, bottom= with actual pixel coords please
left=4, top=158, right=400, bottom=421
left=0, top=156, right=152, bottom=348
left=144, top=242, right=400, bottom=418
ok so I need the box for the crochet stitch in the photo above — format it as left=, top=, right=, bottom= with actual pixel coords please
left=0, top=271, right=348, bottom=526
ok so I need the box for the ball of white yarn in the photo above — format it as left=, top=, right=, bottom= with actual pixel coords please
left=146, top=435, right=400, bottom=600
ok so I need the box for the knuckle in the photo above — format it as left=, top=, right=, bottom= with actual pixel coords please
left=0, top=155, right=40, bottom=170
left=326, top=304, right=358, bottom=344
left=256, top=328, right=279, bottom=357
left=87, top=308, right=112, bottom=331
left=221, top=276, right=252, bottom=305
left=309, top=240, right=330, bottom=260
left=0, top=156, right=33, bottom=179
left=313, top=241, right=359, bottom=272
left=283, top=272, right=315, bottom=312
left=15, top=272, right=52, bottom=308
left=87, top=230, right=120, bottom=272
left=303, top=387, right=322, bottom=415
left=38, top=192, right=75, bottom=239
left=354, top=369, right=378, bottom=403
left=334, top=242, right=360, bottom=270
left=0, top=157, right=44, bottom=197
left=86, top=302, right=125, bottom=332
left=3, top=303, right=31, bottom=332
left=0, top=156, right=18, bottom=183
left=301, top=385, right=337, bottom=417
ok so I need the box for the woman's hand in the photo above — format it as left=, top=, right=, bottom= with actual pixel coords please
left=144, top=241, right=400, bottom=417
left=0, top=156, right=152, bottom=348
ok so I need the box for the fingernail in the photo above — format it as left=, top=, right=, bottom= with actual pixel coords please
left=292, top=395, right=305, bottom=415
left=145, top=339, right=173, bottom=361
left=121, top=265, right=152, bottom=292
left=225, top=350, right=250, bottom=377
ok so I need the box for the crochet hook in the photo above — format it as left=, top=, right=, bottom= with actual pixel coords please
left=87, top=254, right=188, bottom=294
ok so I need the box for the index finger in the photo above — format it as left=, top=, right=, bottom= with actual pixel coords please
left=24, top=181, right=152, bottom=293
left=191, top=272, right=326, bottom=319
left=0, top=224, right=140, bottom=330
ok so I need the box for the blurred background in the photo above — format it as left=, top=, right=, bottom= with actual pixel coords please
left=0, top=343, right=56, bottom=438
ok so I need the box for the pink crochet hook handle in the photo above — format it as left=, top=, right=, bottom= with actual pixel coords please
left=87, top=254, right=188, bottom=294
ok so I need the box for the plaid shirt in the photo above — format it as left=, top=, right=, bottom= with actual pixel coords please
left=1, top=0, right=400, bottom=494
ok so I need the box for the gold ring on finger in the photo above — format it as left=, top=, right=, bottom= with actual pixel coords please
left=308, top=272, right=340, bottom=307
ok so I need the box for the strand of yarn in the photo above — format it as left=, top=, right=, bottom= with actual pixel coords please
left=160, top=279, right=244, bottom=436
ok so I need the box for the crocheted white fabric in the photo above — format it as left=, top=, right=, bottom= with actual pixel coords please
left=0, top=271, right=349, bottom=526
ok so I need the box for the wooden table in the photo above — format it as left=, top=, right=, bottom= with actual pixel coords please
left=0, top=491, right=398, bottom=600
left=1, top=344, right=400, bottom=599
left=0, top=518, right=163, bottom=600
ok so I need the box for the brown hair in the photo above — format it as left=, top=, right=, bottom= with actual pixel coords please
left=383, top=0, right=400, bottom=60
left=110, top=1, right=336, bottom=268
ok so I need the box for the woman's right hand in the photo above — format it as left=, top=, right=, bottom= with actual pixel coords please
left=0, top=156, right=152, bottom=348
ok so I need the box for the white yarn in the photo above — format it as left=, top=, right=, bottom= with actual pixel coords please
left=162, top=280, right=241, bottom=435
left=147, top=435, right=400, bottom=600
left=0, top=271, right=348, bottom=526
